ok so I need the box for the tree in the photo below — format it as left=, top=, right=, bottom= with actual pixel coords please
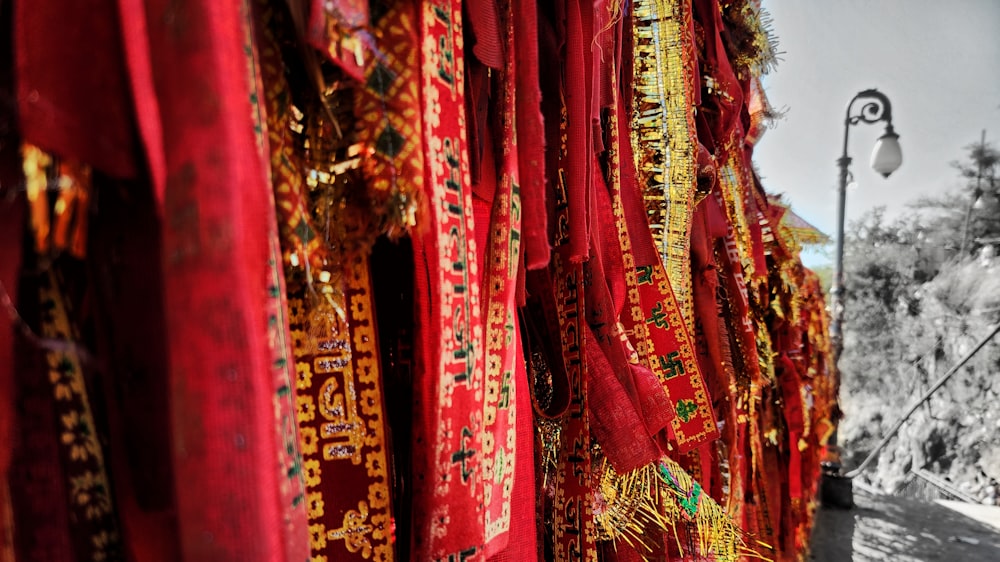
left=839, top=207, right=923, bottom=394
left=836, top=136, right=1000, bottom=501
left=910, top=136, right=1000, bottom=259
left=958, top=136, right=1000, bottom=254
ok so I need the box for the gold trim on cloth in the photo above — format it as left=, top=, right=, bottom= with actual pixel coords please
left=631, top=0, right=699, bottom=329
left=592, top=453, right=771, bottom=561
left=551, top=101, right=597, bottom=562
left=612, top=75, right=718, bottom=450
left=258, top=4, right=395, bottom=557
left=715, top=149, right=762, bottom=288
left=288, top=256, right=395, bottom=562
left=39, top=271, right=122, bottom=561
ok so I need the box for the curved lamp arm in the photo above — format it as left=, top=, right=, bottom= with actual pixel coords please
left=841, top=89, right=895, bottom=161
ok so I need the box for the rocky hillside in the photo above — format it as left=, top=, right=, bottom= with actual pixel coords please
left=839, top=257, right=1000, bottom=505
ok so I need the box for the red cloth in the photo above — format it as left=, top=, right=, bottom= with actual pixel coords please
left=779, top=353, right=805, bottom=504
left=470, top=37, right=534, bottom=549
left=117, top=0, right=166, bottom=193
left=778, top=354, right=805, bottom=436
left=486, top=323, right=538, bottom=562
left=410, top=3, right=491, bottom=558
left=584, top=167, right=672, bottom=472
left=15, top=0, right=140, bottom=179
left=0, top=6, right=17, bottom=525
left=15, top=4, right=305, bottom=555
left=562, top=0, right=593, bottom=261
left=691, top=0, right=744, bottom=149
left=746, top=178, right=769, bottom=284
left=617, top=95, right=718, bottom=453
left=0, top=196, right=21, bottom=519
left=513, top=0, right=550, bottom=271
left=546, top=254, right=598, bottom=561
left=137, top=2, right=305, bottom=559
left=690, top=203, right=725, bottom=396
left=467, top=0, right=504, bottom=69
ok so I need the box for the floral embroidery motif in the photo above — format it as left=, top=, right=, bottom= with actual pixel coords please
left=38, top=271, right=121, bottom=560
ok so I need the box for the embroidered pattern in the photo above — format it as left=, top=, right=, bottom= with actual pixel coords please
left=635, top=263, right=719, bottom=450
left=288, top=256, right=394, bottom=562
left=412, top=1, right=488, bottom=557
left=354, top=4, right=424, bottom=238
left=479, top=1, right=521, bottom=546
left=631, top=0, right=700, bottom=327
left=551, top=104, right=597, bottom=562
left=39, top=271, right=122, bottom=562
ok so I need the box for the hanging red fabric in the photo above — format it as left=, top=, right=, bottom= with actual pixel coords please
left=135, top=1, right=305, bottom=558
left=513, top=0, right=549, bottom=271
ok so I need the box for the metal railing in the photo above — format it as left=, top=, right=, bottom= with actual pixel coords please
left=843, top=323, right=1000, bottom=479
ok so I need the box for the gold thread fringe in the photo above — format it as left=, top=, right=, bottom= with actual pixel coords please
left=631, top=0, right=698, bottom=330
left=594, top=454, right=773, bottom=562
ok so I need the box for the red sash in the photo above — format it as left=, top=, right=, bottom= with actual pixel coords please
left=512, top=0, right=549, bottom=271
left=475, top=8, right=525, bottom=550
left=139, top=1, right=299, bottom=557
left=410, top=2, right=488, bottom=558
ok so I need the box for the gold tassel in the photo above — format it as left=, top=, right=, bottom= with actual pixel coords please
left=593, top=452, right=772, bottom=561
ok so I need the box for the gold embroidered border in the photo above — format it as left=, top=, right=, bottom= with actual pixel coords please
left=552, top=102, right=597, bottom=562
left=632, top=0, right=699, bottom=329
left=39, top=272, right=121, bottom=561
left=715, top=149, right=760, bottom=286
left=289, top=255, right=394, bottom=562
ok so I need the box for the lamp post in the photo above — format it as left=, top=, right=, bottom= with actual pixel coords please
left=829, top=89, right=902, bottom=457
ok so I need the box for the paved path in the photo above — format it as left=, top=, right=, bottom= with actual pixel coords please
left=935, top=500, right=1000, bottom=532
left=810, top=489, right=1000, bottom=560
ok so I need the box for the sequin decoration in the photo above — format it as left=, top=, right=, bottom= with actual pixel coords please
left=631, top=0, right=700, bottom=329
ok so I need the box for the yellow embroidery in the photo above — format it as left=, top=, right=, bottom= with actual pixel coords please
left=632, top=0, right=699, bottom=328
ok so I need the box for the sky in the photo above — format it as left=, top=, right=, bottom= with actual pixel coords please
left=754, top=0, right=1000, bottom=267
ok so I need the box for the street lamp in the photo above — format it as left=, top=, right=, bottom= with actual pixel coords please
left=831, top=89, right=902, bottom=369
left=824, top=90, right=901, bottom=505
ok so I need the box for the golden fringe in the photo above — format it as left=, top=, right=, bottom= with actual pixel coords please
left=631, top=0, right=698, bottom=330
left=723, top=0, right=782, bottom=78
left=595, top=455, right=773, bottom=561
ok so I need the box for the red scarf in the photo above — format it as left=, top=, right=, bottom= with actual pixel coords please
left=15, top=0, right=309, bottom=558
left=512, top=0, right=549, bottom=271
left=410, top=2, right=490, bottom=558
left=473, top=16, right=528, bottom=551
left=140, top=1, right=305, bottom=558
